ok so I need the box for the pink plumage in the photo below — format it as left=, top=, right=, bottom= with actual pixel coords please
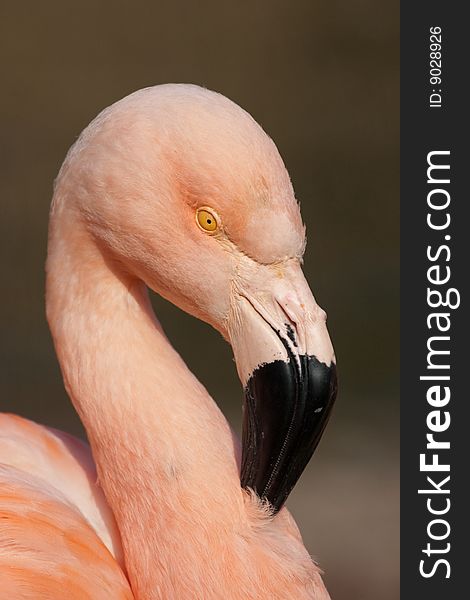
left=0, top=85, right=336, bottom=599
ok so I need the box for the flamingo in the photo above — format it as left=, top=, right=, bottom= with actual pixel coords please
left=0, top=84, right=337, bottom=599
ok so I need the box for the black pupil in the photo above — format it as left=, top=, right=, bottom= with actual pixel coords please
left=207, top=219, right=212, bottom=224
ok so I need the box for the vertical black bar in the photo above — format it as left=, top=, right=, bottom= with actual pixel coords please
left=401, top=3, right=467, bottom=598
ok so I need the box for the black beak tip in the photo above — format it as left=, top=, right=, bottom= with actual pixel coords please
left=241, top=354, right=337, bottom=514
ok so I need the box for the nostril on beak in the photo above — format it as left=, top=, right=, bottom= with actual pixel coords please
left=275, top=293, right=309, bottom=328
left=273, top=299, right=302, bottom=358
left=285, top=323, right=298, bottom=348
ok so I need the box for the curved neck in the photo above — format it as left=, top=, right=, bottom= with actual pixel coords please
left=46, top=204, right=325, bottom=599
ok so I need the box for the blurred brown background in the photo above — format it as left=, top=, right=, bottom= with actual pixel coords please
left=0, top=2, right=399, bottom=599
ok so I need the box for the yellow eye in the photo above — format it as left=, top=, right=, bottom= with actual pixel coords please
left=196, top=208, right=219, bottom=233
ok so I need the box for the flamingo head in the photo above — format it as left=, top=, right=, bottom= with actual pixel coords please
left=55, top=84, right=337, bottom=513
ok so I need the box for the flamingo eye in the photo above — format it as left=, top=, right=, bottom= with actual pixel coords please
left=196, top=208, right=219, bottom=233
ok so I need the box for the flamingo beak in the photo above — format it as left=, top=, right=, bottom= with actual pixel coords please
left=229, top=262, right=337, bottom=513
